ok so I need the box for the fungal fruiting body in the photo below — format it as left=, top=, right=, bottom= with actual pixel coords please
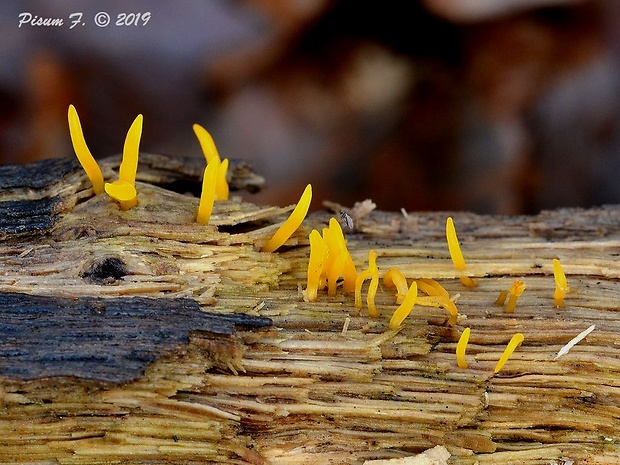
left=323, top=218, right=356, bottom=294
left=383, top=268, right=408, bottom=303
left=389, top=280, right=418, bottom=329
left=355, top=249, right=379, bottom=317
left=445, top=217, right=478, bottom=288
left=196, top=157, right=219, bottom=225
left=104, top=114, right=143, bottom=210
left=67, top=105, right=104, bottom=194
left=456, top=327, right=471, bottom=369
left=262, top=184, right=312, bottom=252
left=496, top=279, right=525, bottom=313
left=304, top=230, right=328, bottom=302
left=494, top=333, right=524, bottom=373
left=193, top=124, right=229, bottom=201
left=416, top=278, right=458, bottom=325
left=553, top=258, right=568, bottom=308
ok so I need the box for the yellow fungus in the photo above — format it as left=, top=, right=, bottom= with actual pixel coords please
left=262, top=184, right=312, bottom=252
left=104, top=181, right=137, bottom=210
left=367, top=251, right=379, bottom=318
left=417, top=295, right=458, bottom=325
left=193, top=123, right=220, bottom=164
left=494, top=333, right=524, bottom=374
left=416, top=278, right=450, bottom=299
left=445, top=217, right=478, bottom=288
left=326, top=218, right=356, bottom=292
left=327, top=253, right=346, bottom=296
left=354, top=250, right=378, bottom=316
left=505, top=280, right=526, bottom=313
left=304, top=230, right=328, bottom=302
left=105, top=114, right=143, bottom=210
left=196, top=157, right=219, bottom=224
left=456, top=327, right=471, bottom=369
left=389, top=281, right=418, bottom=329
left=67, top=105, right=104, bottom=194
left=553, top=258, right=568, bottom=308
left=494, top=290, right=508, bottom=306
left=216, top=158, right=230, bottom=201
left=383, top=268, right=408, bottom=303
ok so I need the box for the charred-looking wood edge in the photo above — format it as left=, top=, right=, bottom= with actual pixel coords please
left=0, top=292, right=272, bottom=384
left=0, top=157, right=79, bottom=190
left=0, top=196, right=63, bottom=238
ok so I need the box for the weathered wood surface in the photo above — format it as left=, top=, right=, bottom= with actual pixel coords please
left=0, top=155, right=619, bottom=464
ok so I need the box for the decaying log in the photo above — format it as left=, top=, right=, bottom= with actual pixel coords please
left=0, top=154, right=619, bottom=464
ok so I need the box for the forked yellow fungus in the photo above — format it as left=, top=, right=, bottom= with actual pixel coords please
left=456, top=327, right=471, bottom=369
left=193, top=123, right=220, bottom=163
left=494, top=333, right=524, bottom=374
left=389, top=280, right=418, bottom=330
left=553, top=258, right=568, bottom=308
left=261, top=184, right=312, bottom=252
left=325, top=218, right=356, bottom=292
left=196, top=156, right=219, bottom=224
left=105, top=114, right=143, bottom=210
left=304, top=230, right=328, bottom=302
left=505, top=280, right=526, bottom=313
left=67, top=105, right=104, bottom=194
left=446, top=217, right=478, bottom=288
left=383, top=268, right=408, bottom=303
left=354, top=249, right=379, bottom=317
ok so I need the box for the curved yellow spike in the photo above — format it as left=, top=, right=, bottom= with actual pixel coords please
left=305, top=230, right=328, bottom=302
left=196, top=157, right=219, bottom=224
left=261, top=184, right=312, bottom=253
left=119, top=114, right=143, bottom=185
left=389, top=281, right=418, bottom=330
left=446, top=217, right=478, bottom=287
left=456, top=327, right=471, bottom=369
left=193, top=123, right=220, bottom=164
left=383, top=268, right=408, bottom=303
left=494, top=333, right=524, bottom=374
left=67, top=105, right=104, bottom=194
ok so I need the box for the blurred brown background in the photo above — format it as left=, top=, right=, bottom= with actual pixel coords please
left=1, top=0, right=620, bottom=214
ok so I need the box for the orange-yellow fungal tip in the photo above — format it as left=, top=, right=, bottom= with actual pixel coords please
left=456, top=327, right=471, bottom=369
left=196, top=158, right=218, bottom=224
left=389, top=281, right=418, bottom=330
left=119, top=114, right=143, bottom=186
left=384, top=269, right=408, bottom=303
left=505, top=280, right=526, bottom=313
left=304, top=230, right=328, bottom=302
left=262, top=184, right=312, bottom=253
left=446, top=217, right=478, bottom=288
left=494, top=333, right=524, bottom=374
left=104, top=181, right=138, bottom=210
left=193, top=123, right=220, bottom=163
left=553, top=258, right=568, bottom=308
left=67, top=105, right=104, bottom=194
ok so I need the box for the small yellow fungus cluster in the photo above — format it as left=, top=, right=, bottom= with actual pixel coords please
left=495, top=279, right=526, bottom=313
left=553, top=258, right=568, bottom=308
left=304, top=217, right=356, bottom=302
left=69, top=105, right=143, bottom=210
left=446, top=217, right=478, bottom=288
left=193, top=124, right=229, bottom=201
left=455, top=329, right=525, bottom=373
left=262, top=184, right=312, bottom=253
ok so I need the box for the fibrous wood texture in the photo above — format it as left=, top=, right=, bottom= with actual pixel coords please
left=0, top=155, right=619, bottom=464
